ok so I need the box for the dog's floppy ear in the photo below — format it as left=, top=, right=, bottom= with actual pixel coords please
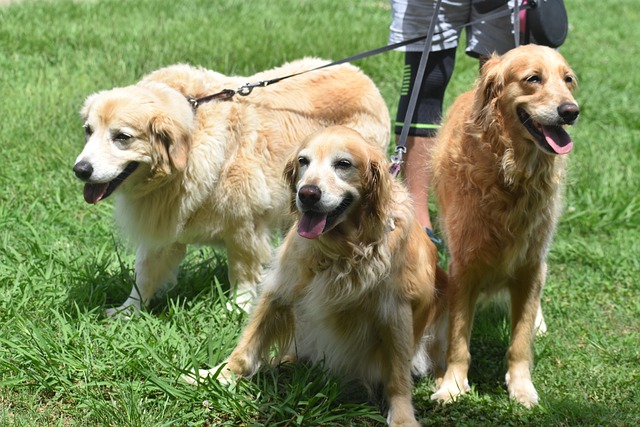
left=361, top=148, right=393, bottom=229
left=149, top=111, right=192, bottom=175
left=473, top=54, right=505, bottom=128
left=282, top=151, right=300, bottom=213
left=140, top=82, right=194, bottom=176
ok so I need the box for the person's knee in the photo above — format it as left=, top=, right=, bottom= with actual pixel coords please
left=395, top=48, right=456, bottom=137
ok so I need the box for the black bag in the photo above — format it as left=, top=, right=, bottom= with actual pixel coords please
left=523, top=0, right=569, bottom=48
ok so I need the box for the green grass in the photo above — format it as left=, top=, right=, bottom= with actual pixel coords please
left=1, top=0, right=639, bottom=425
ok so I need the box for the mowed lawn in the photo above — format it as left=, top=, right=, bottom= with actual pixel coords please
left=0, top=0, right=638, bottom=425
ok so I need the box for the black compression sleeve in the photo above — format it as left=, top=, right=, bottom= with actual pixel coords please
left=394, top=48, right=456, bottom=137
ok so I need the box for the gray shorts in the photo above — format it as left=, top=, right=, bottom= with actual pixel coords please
left=389, top=0, right=516, bottom=57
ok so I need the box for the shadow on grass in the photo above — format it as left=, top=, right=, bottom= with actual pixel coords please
left=225, top=360, right=386, bottom=426
left=64, top=246, right=231, bottom=317
left=418, top=396, right=618, bottom=427
left=415, top=305, right=636, bottom=426
left=467, top=303, right=512, bottom=395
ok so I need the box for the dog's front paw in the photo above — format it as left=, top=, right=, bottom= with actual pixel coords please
left=215, top=362, right=240, bottom=385
left=181, top=369, right=214, bottom=385
left=431, top=377, right=470, bottom=404
left=387, top=415, right=420, bottom=427
left=388, top=418, right=420, bottom=427
left=182, top=363, right=238, bottom=386
left=505, top=372, right=539, bottom=408
left=386, top=402, right=420, bottom=427
left=105, top=303, right=139, bottom=319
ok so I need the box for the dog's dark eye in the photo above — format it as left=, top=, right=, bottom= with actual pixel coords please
left=525, top=74, right=541, bottom=84
left=298, top=156, right=309, bottom=167
left=335, top=159, right=352, bottom=169
left=565, top=75, right=575, bottom=84
left=114, top=132, right=132, bottom=142
left=83, top=124, right=93, bottom=137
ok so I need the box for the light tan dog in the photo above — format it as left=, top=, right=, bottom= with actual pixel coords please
left=73, top=59, right=390, bottom=315
left=188, top=126, right=448, bottom=426
left=430, top=45, right=579, bottom=407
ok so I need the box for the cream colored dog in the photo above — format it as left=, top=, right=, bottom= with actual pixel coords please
left=73, top=59, right=390, bottom=315
left=187, top=126, right=448, bottom=427
left=430, top=45, right=579, bottom=407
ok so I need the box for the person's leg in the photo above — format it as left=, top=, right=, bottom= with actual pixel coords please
left=402, top=135, right=436, bottom=229
left=394, top=49, right=456, bottom=231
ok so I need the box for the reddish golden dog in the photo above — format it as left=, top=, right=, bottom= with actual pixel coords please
left=431, top=45, right=579, bottom=407
left=188, top=126, right=448, bottom=426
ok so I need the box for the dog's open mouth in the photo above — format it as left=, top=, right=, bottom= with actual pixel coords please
left=83, top=162, right=139, bottom=204
left=297, top=195, right=354, bottom=239
left=518, top=108, right=574, bottom=155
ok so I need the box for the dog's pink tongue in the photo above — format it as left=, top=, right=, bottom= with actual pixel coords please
left=83, top=183, right=108, bottom=204
left=542, top=125, right=574, bottom=154
left=298, top=212, right=327, bottom=239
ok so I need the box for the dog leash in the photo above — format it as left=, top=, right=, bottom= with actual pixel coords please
left=187, top=31, right=451, bottom=110
left=189, top=1, right=533, bottom=159
left=189, top=3, right=529, bottom=109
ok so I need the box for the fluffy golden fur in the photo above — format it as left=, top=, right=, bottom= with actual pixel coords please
left=430, top=45, right=579, bottom=407
left=188, top=126, right=448, bottom=426
left=73, top=59, right=390, bottom=315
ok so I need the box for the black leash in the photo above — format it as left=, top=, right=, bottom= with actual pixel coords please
left=187, top=30, right=453, bottom=110
left=189, top=1, right=533, bottom=169
left=189, top=3, right=528, bottom=110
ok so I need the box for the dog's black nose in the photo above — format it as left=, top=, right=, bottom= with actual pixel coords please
left=558, top=102, right=580, bottom=124
left=73, top=160, right=93, bottom=180
left=298, top=185, right=322, bottom=207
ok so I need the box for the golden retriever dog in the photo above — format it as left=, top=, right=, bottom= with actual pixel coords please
left=430, top=45, right=579, bottom=407
left=72, top=59, right=390, bottom=315
left=187, top=126, right=448, bottom=426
